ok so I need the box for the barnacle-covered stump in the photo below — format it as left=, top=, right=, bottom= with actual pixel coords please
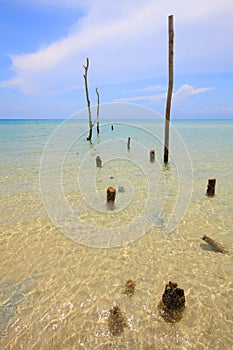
left=108, top=306, right=127, bottom=336
left=158, top=281, right=185, bottom=322
left=124, top=279, right=135, bottom=297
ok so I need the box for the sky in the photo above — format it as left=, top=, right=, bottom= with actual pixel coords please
left=0, top=0, right=233, bottom=119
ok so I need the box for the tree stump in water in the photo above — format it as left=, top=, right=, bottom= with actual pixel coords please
left=108, top=306, right=127, bottom=335
left=158, top=281, right=185, bottom=322
left=206, top=179, right=216, bottom=196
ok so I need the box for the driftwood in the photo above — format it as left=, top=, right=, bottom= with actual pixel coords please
left=201, top=235, right=228, bottom=253
left=164, top=15, right=174, bottom=164
left=83, top=58, right=93, bottom=141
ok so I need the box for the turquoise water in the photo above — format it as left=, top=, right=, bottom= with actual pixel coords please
left=0, top=115, right=233, bottom=349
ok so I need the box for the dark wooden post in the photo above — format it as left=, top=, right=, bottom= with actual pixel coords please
left=127, top=137, right=131, bottom=150
left=206, top=179, right=216, bottom=196
left=107, top=187, right=116, bottom=202
left=83, top=58, right=93, bottom=141
left=164, top=15, right=174, bottom=164
left=150, top=150, right=155, bottom=162
left=96, top=87, right=100, bottom=135
left=96, top=156, right=102, bottom=167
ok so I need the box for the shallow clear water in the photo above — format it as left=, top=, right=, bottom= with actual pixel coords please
left=0, top=116, right=233, bottom=349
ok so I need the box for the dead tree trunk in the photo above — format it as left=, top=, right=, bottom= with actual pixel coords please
left=83, top=58, right=93, bottom=141
left=96, top=87, right=100, bottom=135
left=164, top=15, right=174, bottom=164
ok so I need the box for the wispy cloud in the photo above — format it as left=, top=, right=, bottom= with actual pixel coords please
left=174, top=84, right=214, bottom=98
left=1, top=0, right=232, bottom=95
left=124, top=85, right=165, bottom=93
left=114, top=84, right=213, bottom=104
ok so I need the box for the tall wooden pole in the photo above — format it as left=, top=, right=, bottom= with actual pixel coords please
left=164, top=15, right=174, bottom=164
left=96, top=87, right=100, bottom=135
left=83, top=57, right=93, bottom=141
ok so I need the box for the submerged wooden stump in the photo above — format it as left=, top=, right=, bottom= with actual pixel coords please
left=108, top=306, right=127, bottom=335
left=150, top=150, right=155, bottom=162
left=96, top=156, right=102, bottom=168
left=206, top=179, right=216, bottom=196
left=124, top=279, right=135, bottom=297
left=158, top=281, right=185, bottom=322
left=118, top=185, right=125, bottom=193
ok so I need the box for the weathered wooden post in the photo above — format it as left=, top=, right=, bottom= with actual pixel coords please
left=127, top=137, right=131, bottom=150
left=206, top=179, right=216, bottom=196
left=96, top=156, right=102, bottom=168
left=150, top=150, right=155, bottom=162
left=96, top=87, right=100, bottom=135
left=106, top=186, right=116, bottom=209
left=83, top=58, right=93, bottom=141
left=164, top=15, right=174, bottom=164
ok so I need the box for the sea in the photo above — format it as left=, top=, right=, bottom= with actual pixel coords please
left=0, top=108, right=233, bottom=349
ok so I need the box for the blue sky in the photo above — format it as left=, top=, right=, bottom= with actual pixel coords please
left=0, top=0, right=233, bottom=119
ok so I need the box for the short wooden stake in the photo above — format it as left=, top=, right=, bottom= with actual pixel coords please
left=206, top=179, right=216, bottom=196
left=150, top=150, right=155, bottom=162
left=96, top=156, right=102, bottom=168
left=106, top=187, right=116, bottom=209
left=127, top=137, right=131, bottom=150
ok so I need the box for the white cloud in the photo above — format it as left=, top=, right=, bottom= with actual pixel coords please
left=114, top=93, right=167, bottom=104
left=1, top=0, right=233, bottom=95
left=124, top=85, right=165, bottom=93
left=174, top=84, right=214, bottom=99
